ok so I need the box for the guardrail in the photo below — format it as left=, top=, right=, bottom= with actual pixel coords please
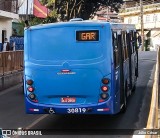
left=0, top=51, right=23, bottom=75
left=145, top=48, right=159, bottom=138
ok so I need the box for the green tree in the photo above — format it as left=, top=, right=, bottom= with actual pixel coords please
left=29, top=17, right=57, bottom=25
left=41, top=0, right=123, bottom=21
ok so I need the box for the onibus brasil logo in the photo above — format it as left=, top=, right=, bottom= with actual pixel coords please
left=0, top=128, right=42, bottom=137
left=0, top=128, right=11, bottom=138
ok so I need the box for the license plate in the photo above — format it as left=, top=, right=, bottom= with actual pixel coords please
left=61, top=97, right=76, bottom=103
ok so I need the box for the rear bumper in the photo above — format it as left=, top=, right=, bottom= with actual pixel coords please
left=25, top=97, right=120, bottom=115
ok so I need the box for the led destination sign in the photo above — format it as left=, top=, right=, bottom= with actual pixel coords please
left=76, top=30, right=99, bottom=41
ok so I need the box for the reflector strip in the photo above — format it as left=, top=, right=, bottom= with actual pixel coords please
left=97, top=109, right=103, bottom=111
left=98, top=99, right=105, bottom=103
left=29, top=108, right=39, bottom=112
left=32, top=99, right=38, bottom=103
left=103, top=108, right=110, bottom=111
left=97, top=108, right=109, bottom=111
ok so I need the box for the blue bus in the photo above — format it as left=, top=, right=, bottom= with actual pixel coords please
left=24, top=20, right=138, bottom=114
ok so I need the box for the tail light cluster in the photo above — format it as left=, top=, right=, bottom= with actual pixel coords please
left=26, top=79, right=38, bottom=103
left=99, top=78, right=110, bottom=102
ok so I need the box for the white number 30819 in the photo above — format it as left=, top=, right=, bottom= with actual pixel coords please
left=67, top=108, right=86, bottom=113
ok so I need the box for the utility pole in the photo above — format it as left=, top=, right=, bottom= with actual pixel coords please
left=26, top=0, right=28, bottom=20
left=16, top=0, right=18, bottom=14
left=140, top=0, right=144, bottom=51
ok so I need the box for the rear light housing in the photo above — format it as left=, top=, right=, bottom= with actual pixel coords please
left=27, top=86, right=34, bottom=92
left=101, top=86, right=109, bottom=92
left=28, top=93, right=36, bottom=100
left=102, top=78, right=109, bottom=84
left=100, top=93, right=109, bottom=99
left=27, top=79, right=33, bottom=85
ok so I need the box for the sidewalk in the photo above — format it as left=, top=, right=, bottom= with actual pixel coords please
left=158, top=84, right=160, bottom=138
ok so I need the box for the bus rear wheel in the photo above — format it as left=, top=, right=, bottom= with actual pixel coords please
left=120, top=83, right=127, bottom=113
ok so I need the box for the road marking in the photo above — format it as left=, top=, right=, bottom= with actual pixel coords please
left=132, top=135, right=145, bottom=138
left=0, top=83, right=22, bottom=97
left=12, top=114, right=48, bottom=138
left=25, top=114, right=49, bottom=129
left=0, top=84, right=49, bottom=137
left=139, top=59, right=156, bottom=62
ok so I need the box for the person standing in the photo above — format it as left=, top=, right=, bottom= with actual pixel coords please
left=137, top=34, right=142, bottom=48
left=2, top=38, right=10, bottom=51
left=12, top=41, right=16, bottom=51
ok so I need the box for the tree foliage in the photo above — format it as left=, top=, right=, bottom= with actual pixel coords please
left=29, top=17, right=57, bottom=25
left=40, top=0, right=123, bottom=21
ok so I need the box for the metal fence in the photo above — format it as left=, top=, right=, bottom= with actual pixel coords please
left=0, top=51, right=23, bottom=75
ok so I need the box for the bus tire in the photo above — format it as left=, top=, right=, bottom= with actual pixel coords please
left=132, top=84, right=136, bottom=92
left=132, top=85, right=136, bottom=92
left=120, top=82, right=127, bottom=113
left=132, top=75, right=137, bottom=92
left=135, top=67, right=138, bottom=77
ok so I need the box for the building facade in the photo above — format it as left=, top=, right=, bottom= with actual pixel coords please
left=119, top=1, right=160, bottom=50
left=0, top=0, right=19, bottom=48
left=93, top=6, right=121, bottom=22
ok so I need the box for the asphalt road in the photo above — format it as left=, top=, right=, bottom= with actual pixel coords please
left=0, top=51, right=157, bottom=138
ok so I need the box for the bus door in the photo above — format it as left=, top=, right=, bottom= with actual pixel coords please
left=112, top=32, right=120, bottom=96
left=126, top=31, right=133, bottom=90
left=130, top=31, right=137, bottom=88
left=117, top=30, right=127, bottom=110
left=113, top=30, right=125, bottom=107
left=122, top=31, right=129, bottom=88
left=134, top=31, right=138, bottom=78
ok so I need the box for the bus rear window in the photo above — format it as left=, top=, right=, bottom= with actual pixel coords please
left=29, top=28, right=102, bottom=61
left=76, top=30, right=99, bottom=41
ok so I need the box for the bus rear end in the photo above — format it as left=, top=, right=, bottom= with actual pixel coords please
left=24, top=22, right=118, bottom=114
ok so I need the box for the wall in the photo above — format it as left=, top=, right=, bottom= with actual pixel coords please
left=0, top=71, right=23, bottom=91
left=10, top=36, right=24, bottom=50
left=18, top=0, right=33, bottom=15
left=0, top=18, right=12, bottom=43
left=0, top=43, right=2, bottom=51
left=123, top=13, right=160, bottom=29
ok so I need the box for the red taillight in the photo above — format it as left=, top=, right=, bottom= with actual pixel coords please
left=102, top=78, right=109, bottom=84
left=27, top=79, right=33, bottom=85
left=103, top=108, right=110, bottom=111
left=27, top=86, right=34, bottom=92
left=29, top=108, right=39, bottom=111
left=101, top=86, right=109, bottom=92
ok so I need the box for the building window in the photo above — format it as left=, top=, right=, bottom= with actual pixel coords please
left=146, top=15, right=150, bottom=23
left=128, top=18, right=132, bottom=24
left=138, top=16, right=141, bottom=24
left=157, top=14, right=160, bottom=21
left=153, top=14, right=157, bottom=22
